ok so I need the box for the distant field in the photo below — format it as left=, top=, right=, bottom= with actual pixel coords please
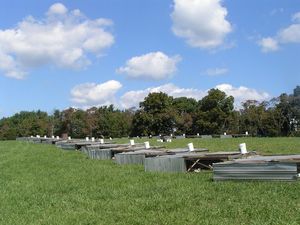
left=116, top=137, right=300, bottom=155
left=0, top=138, right=300, bottom=225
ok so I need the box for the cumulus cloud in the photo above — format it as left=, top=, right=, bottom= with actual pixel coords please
left=120, top=83, right=206, bottom=108
left=259, top=12, right=300, bottom=52
left=171, top=0, right=232, bottom=49
left=204, top=67, right=228, bottom=76
left=70, top=81, right=270, bottom=110
left=278, top=24, right=300, bottom=44
left=258, top=37, right=279, bottom=52
left=0, top=52, right=26, bottom=79
left=47, top=3, right=68, bottom=15
left=0, top=3, right=114, bottom=79
left=215, top=84, right=271, bottom=107
left=117, top=52, right=181, bottom=80
left=71, top=80, right=122, bottom=107
left=120, top=83, right=270, bottom=109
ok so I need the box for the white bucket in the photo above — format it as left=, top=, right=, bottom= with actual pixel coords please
left=44, top=135, right=47, bottom=138
left=224, top=132, right=227, bottom=135
left=68, top=136, right=71, bottom=140
left=100, top=139, right=104, bottom=144
left=239, top=143, right=247, bottom=154
left=144, top=141, right=150, bottom=149
left=56, top=136, right=59, bottom=140
left=130, top=139, right=135, bottom=146
left=91, top=137, right=95, bottom=142
left=85, top=137, right=89, bottom=141
left=197, top=133, right=199, bottom=136
left=188, top=143, right=194, bottom=151
left=245, top=131, right=249, bottom=136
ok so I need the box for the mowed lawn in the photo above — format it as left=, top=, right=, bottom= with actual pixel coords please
left=0, top=138, right=299, bottom=225
left=117, top=137, right=300, bottom=154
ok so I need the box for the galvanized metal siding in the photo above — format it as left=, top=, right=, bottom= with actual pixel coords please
left=220, top=135, right=232, bottom=138
left=213, top=162, right=298, bottom=181
left=145, top=156, right=187, bottom=172
left=95, top=149, right=112, bottom=160
left=86, top=145, right=101, bottom=150
left=200, top=135, right=212, bottom=139
left=86, top=149, right=112, bottom=160
left=60, top=143, right=76, bottom=150
left=115, top=153, right=145, bottom=165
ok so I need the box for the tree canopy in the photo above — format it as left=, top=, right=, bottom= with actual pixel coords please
left=0, top=86, right=299, bottom=140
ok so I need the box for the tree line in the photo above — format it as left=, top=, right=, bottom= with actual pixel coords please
left=1, top=86, right=299, bottom=140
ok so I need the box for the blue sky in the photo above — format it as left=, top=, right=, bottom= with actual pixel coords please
left=0, top=0, right=299, bottom=117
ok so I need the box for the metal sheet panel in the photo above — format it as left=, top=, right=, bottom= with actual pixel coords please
left=233, top=155, right=300, bottom=163
left=86, top=149, right=112, bottom=160
left=213, top=162, right=298, bottom=181
left=115, top=153, right=145, bottom=165
left=95, top=149, right=112, bottom=160
left=59, top=143, right=76, bottom=150
left=201, top=135, right=212, bottom=139
left=220, top=135, right=233, bottom=138
left=145, top=155, right=187, bottom=172
left=115, top=149, right=169, bottom=165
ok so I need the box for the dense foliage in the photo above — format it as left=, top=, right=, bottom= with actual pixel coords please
left=0, top=86, right=299, bottom=139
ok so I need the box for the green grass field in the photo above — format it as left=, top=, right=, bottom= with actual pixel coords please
left=116, top=137, right=300, bottom=154
left=0, top=138, right=300, bottom=225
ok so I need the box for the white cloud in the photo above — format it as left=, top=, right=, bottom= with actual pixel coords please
left=258, top=37, right=279, bottom=52
left=292, top=12, right=300, bottom=23
left=278, top=24, right=300, bottom=44
left=117, top=52, right=181, bottom=80
left=71, top=80, right=122, bottom=108
left=47, top=3, right=68, bottom=15
left=0, top=51, right=26, bottom=79
left=70, top=81, right=271, bottom=110
left=204, top=67, right=228, bottom=76
left=215, top=84, right=271, bottom=107
left=0, top=3, right=114, bottom=79
left=120, top=83, right=206, bottom=109
left=259, top=12, right=300, bottom=52
left=171, top=0, right=232, bottom=49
